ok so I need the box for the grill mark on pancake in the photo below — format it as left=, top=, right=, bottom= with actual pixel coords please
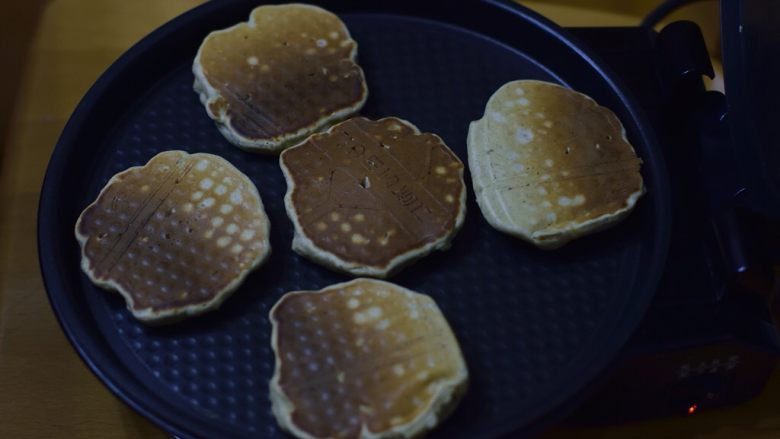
left=297, top=169, right=351, bottom=231
left=95, top=157, right=196, bottom=278
left=222, top=83, right=281, bottom=137
left=318, top=123, right=450, bottom=240
left=302, top=140, right=416, bottom=242
left=352, top=122, right=450, bottom=216
left=88, top=160, right=179, bottom=272
left=487, top=157, right=641, bottom=189
left=332, top=205, right=381, bottom=212
left=297, top=167, right=392, bottom=237
left=300, top=141, right=406, bottom=236
left=89, top=164, right=170, bottom=264
left=424, top=142, right=434, bottom=180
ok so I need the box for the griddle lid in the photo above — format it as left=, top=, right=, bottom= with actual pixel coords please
left=721, top=0, right=780, bottom=215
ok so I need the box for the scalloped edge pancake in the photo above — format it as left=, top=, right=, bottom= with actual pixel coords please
left=74, top=151, right=271, bottom=323
left=467, top=80, right=644, bottom=249
left=279, top=117, right=467, bottom=278
left=269, top=278, right=468, bottom=439
left=193, top=3, right=368, bottom=153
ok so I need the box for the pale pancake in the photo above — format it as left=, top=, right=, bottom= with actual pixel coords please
left=193, top=4, right=368, bottom=153
left=270, top=278, right=468, bottom=439
left=467, top=80, right=644, bottom=249
left=280, top=116, right=467, bottom=278
left=75, top=151, right=271, bottom=323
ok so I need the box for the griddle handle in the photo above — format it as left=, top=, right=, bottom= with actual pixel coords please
left=657, top=21, right=715, bottom=103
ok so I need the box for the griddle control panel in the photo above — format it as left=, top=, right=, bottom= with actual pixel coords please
left=676, top=355, right=740, bottom=378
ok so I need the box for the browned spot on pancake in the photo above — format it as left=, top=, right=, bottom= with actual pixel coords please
left=195, top=4, right=367, bottom=150
left=76, top=151, right=270, bottom=317
left=281, top=117, right=466, bottom=273
left=270, top=279, right=467, bottom=439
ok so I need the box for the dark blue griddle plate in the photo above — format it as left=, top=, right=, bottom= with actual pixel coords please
left=38, top=1, right=671, bottom=438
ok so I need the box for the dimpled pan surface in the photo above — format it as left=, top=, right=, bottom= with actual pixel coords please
left=38, top=1, right=670, bottom=438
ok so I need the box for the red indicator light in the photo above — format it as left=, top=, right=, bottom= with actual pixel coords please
left=687, top=404, right=698, bottom=415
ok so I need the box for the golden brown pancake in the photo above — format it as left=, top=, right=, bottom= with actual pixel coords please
left=467, top=80, right=644, bottom=249
left=280, top=116, right=467, bottom=278
left=75, top=151, right=271, bottom=323
left=193, top=4, right=368, bottom=153
left=270, top=278, right=468, bottom=439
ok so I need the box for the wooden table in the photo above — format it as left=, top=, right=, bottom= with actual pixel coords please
left=1, top=1, right=777, bottom=438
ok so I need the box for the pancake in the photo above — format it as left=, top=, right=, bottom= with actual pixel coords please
left=467, top=80, right=644, bottom=249
left=193, top=4, right=368, bottom=153
left=280, top=116, right=467, bottom=278
left=75, top=151, right=271, bottom=323
left=270, top=278, right=468, bottom=439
